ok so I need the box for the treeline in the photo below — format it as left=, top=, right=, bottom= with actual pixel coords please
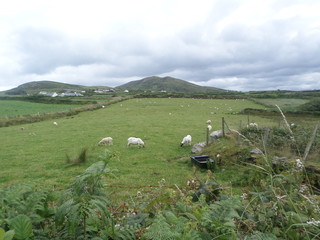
left=245, top=90, right=320, bottom=99
left=133, top=91, right=246, bottom=99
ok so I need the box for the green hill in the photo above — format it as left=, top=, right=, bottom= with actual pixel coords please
left=116, top=76, right=225, bottom=93
left=3, top=81, right=108, bottom=95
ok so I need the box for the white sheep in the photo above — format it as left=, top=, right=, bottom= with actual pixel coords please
left=127, top=137, right=145, bottom=148
left=180, top=135, right=192, bottom=147
left=247, top=122, right=258, bottom=128
left=53, top=122, right=58, bottom=126
left=207, top=125, right=212, bottom=131
left=98, top=137, right=113, bottom=146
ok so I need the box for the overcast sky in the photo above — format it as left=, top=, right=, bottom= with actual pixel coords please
left=1, top=0, right=320, bottom=92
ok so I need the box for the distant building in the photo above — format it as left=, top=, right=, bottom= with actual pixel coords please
left=60, top=92, right=83, bottom=97
left=38, top=91, right=58, bottom=97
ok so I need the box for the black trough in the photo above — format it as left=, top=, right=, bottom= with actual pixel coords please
left=191, top=155, right=215, bottom=169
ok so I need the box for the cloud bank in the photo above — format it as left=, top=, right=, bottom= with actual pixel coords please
left=0, top=0, right=320, bottom=91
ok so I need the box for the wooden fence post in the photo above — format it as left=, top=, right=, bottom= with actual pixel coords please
left=222, top=117, right=225, bottom=137
left=302, top=123, right=319, bottom=162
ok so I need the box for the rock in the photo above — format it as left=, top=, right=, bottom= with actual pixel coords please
left=191, top=142, right=207, bottom=153
left=250, top=148, right=263, bottom=154
left=210, top=130, right=223, bottom=140
left=272, top=156, right=289, bottom=165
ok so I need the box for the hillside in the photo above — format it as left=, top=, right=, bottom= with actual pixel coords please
left=116, top=76, right=225, bottom=93
left=3, top=81, right=111, bottom=95
left=3, top=77, right=225, bottom=95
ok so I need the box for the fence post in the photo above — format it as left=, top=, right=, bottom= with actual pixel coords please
left=206, top=127, right=209, bottom=146
left=302, top=123, right=319, bottom=162
left=222, top=117, right=225, bottom=137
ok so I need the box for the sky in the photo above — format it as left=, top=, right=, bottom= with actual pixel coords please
left=0, top=0, right=320, bottom=92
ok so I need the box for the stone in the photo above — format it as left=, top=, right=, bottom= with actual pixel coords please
left=191, top=142, right=207, bottom=153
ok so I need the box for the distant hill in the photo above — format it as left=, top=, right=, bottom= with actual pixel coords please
left=3, top=77, right=225, bottom=95
left=3, top=81, right=109, bottom=95
left=116, top=76, right=225, bottom=93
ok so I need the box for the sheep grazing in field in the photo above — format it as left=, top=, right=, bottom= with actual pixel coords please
left=207, top=125, right=212, bottom=131
left=206, top=120, right=212, bottom=124
left=290, top=123, right=297, bottom=129
left=127, top=137, right=145, bottom=148
left=98, top=137, right=113, bottom=146
left=53, top=122, right=58, bottom=126
left=247, top=122, right=258, bottom=128
left=180, top=135, right=192, bottom=147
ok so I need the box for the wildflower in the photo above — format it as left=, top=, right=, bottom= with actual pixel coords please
left=241, top=193, right=248, bottom=200
left=299, top=184, right=309, bottom=194
left=295, top=159, right=304, bottom=170
left=275, top=195, right=287, bottom=200
left=306, top=218, right=320, bottom=226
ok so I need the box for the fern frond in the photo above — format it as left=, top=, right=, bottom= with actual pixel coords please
left=142, top=214, right=180, bottom=240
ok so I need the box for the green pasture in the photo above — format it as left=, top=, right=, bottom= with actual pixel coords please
left=0, top=98, right=289, bottom=200
left=0, top=100, right=82, bottom=117
left=253, top=98, right=309, bottom=110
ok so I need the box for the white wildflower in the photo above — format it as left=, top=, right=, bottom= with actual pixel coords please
left=241, top=193, right=248, bottom=200
left=299, top=184, right=309, bottom=194
left=276, top=195, right=287, bottom=200
left=296, top=159, right=304, bottom=170
left=307, top=218, right=320, bottom=226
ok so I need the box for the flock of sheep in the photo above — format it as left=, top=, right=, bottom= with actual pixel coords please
left=98, top=134, right=193, bottom=148
left=96, top=119, right=212, bottom=149
left=50, top=120, right=193, bottom=148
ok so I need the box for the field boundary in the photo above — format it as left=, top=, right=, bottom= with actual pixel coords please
left=0, top=96, right=131, bottom=128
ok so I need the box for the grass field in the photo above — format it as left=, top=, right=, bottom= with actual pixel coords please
left=253, top=98, right=309, bottom=111
left=0, top=100, right=83, bottom=117
left=0, top=98, right=309, bottom=201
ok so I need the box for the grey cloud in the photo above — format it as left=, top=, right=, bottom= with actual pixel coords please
left=14, top=27, right=103, bottom=74
left=3, top=1, right=320, bottom=91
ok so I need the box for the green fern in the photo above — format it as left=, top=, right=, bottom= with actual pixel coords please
left=56, top=153, right=117, bottom=239
left=200, top=198, right=241, bottom=239
left=0, top=182, right=53, bottom=233
left=142, top=214, right=180, bottom=240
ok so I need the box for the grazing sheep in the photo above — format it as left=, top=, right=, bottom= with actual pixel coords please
left=127, top=137, right=145, bottom=148
left=53, top=122, right=58, bottom=126
left=180, top=135, right=192, bottom=147
left=247, top=122, right=258, bottom=128
left=207, top=125, right=212, bottom=131
left=290, top=123, right=297, bottom=129
left=206, top=120, right=212, bottom=124
left=98, top=137, right=113, bottom=146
